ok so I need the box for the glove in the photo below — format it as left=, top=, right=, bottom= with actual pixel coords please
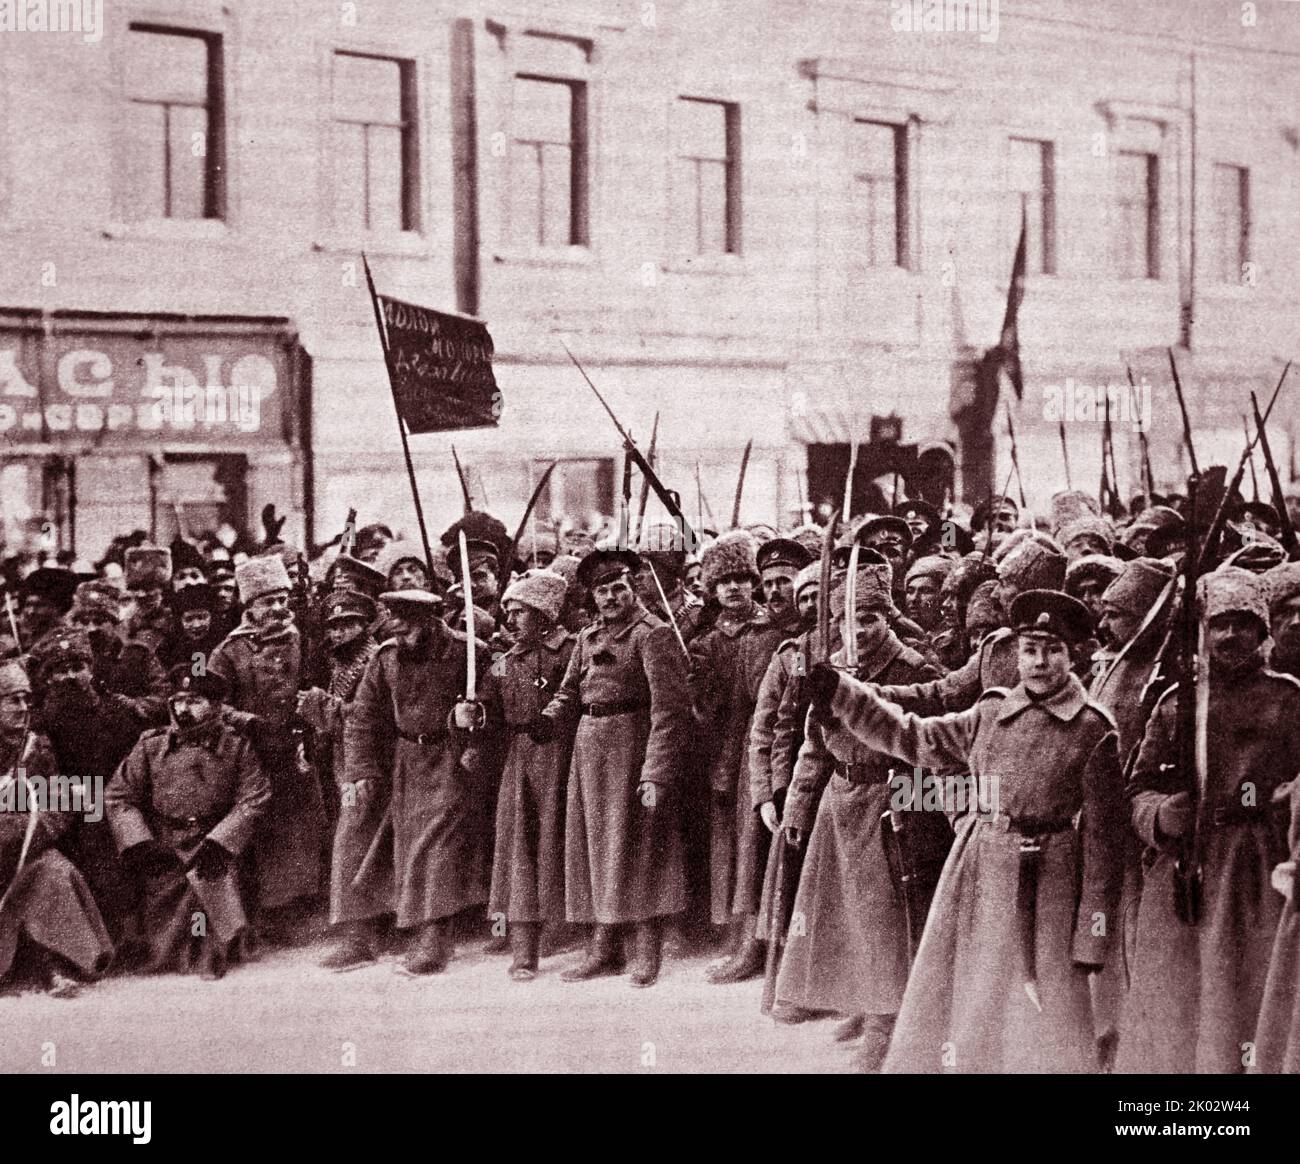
left=192, top=839, right=230, bottom=880
left=1156, top=791, right=1193, bottom=841
left=806, top=663, right=840, bottom=716
left=759, top=801, right=781, bottom=835
left=261, top=503, right=287, bottom=543
left=1271, top=860, right=1295, bottom=902
left=527, top=716, right=555, bottom=744
left=459, top=745, right=482, bottom=774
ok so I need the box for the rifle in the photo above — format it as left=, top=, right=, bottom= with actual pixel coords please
left=561, top=340, right=699, bottom=552
left=1167, top=348, right=1201, bottom=477
left=842, top=440, right=858, bottom=524
left=496, top=462, right=558, bottom=605
left=1058, top=418, right=1073, bottom=491
left=1243, top=416, right=1260, bottom=502
left=731, top=438, right=753, bottom=529
left=1127, top=366, right=1155, bottom=502
left=451, top=445, right=473, bottom=514
left=635, top=411, right=659, bottom=541
left=1172, top=472, right=1205, bottom=926
left=339, top=507, right=358, bottom=559
left=1252, top=390, right=1300, bottom=560
left=1005, top=404, right=1027, bottom=509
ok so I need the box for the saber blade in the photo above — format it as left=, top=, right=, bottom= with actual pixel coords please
left=458, top=531, right=477, bottom=702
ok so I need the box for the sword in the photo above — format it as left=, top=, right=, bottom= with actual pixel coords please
left=1017, top=835, right=1045, bottom=1013
left=813, top=507, right=839, bottom=673
left=646, top=562, right=688, bottom=660
left=842, top=542, right=860, bottom=669
left=456, top=531, right=485, bottom=731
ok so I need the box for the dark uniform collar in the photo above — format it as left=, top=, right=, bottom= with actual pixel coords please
left=164, top=718, right=223, bottom=752
left=997, top=673, right=1089, bottom=723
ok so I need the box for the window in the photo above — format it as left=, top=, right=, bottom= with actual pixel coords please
left=851, top=120, right=908, bottom=269
left=511, top=75, right=588, bottom=248
left=331, top=52, right=419, bottom=233
left=1007, top=137, right=1055, bottom=274
left=672, top=98, right=741, bottom=255
left=122, top=26, right=224, bottom=220
left=536, top=458, right=613, bottom=522
left=1115, top=149, right=1159, bottom=279
left=1212, top=163, right=1250, bottom=284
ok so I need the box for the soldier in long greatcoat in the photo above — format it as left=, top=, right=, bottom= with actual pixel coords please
left=1119, top=568, right=1300, bottom=1074
left=489, top=571, right=575, bottom=980
left=808, top=591, right=1125, bottom=1073
left=296, top=590, right=387, bottom=970
left=0, top=660, right=114, bottom=997
left=536, top=547, right=692, bottom=987
left=106, top=666, right=270, bottom=978
left=775, top=559, right=944, bottom=1068
left=208, top=554, right=327, bottom=935
left=344, top=589, right=502, bottom=975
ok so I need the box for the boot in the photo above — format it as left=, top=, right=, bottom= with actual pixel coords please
left=708, top=924, right=765, bottom=984
left=850, top=1015, right=895, bottom=1074
left=405, top=918, right=451, bottom=975
left=508, top=922, right=541, bottom=981
left=834, top=1013, right=866, bottom=1043
left=320, top=920, right=378, bottom=972
left=629, top=918, right=663, bottom=988
left=562, top=924, right=622, bottom=982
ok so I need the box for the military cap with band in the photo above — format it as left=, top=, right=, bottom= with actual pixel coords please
left=576, top=547, right=641, bottom=592
left=378, top=588, right=444, bottom=616
left=166, top=663, right=230, bottom=702
left=325, top=590, right=377, bottom=624
left=756, top=537, right=813, bottom=575
left=1008, top=589, right=1093, bottom=645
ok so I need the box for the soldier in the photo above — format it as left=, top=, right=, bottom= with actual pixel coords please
left=208, top=555, right=326, bottom=937
left=689, top=531, right=765, bottom=948
left=123, top=547, right=176, bottom=655
left=297, top=590, right=387, bottom=970
left=1119, top=568, right=1300, bottom=1073
left=344, top=589, right=501, bottom=975
left=1264, top=562, right=1300, bottom=680
left=16, top=566, right=77, bottom=649
left=159, top=583, right=224, bottom=672
left=489, top=570, right=575, bottom=980
left=0, top=660, right=114, bottom=997
left=775, top=558, right=945, bottom=1068
left=709, top=535, right=811, bottom=983
left=29, top=629, right=142, bottom=942
left=536, top=546, right=692, bottom=987
left=1252, top=766, right=1300, bottom=1072
left=105, top=666, right=270, bottom=978
left=1064, top=555, right=1123, bottom=626
left=65, top=581, right=169, bottom=723
left=902, top=555, right=953, bottom=636
left=635, top=522, right=706, bottom=646
left=806, top=590, right=1125, bottom=1073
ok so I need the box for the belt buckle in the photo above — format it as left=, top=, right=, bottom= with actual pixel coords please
left=1018, top=835, right=1042, bottom=855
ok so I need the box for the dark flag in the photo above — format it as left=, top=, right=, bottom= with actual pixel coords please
left=995, top=206, right=1027, bottom=400
left=367, top=277, right=502, bottom=434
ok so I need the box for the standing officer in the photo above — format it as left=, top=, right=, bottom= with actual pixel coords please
left=105, top=666, right=270, bottom=978
left=344, top=589, right=502, bottom=975
left=490, top=570, right=575, bottom=980
left=536, top=546, right=692, bottom=987
left=807, top=591, right=1125, bottom=1072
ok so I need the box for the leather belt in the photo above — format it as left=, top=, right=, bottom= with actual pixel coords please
left=158, top=811, right=218, bottom=830
left=986, top=812, right=1074, bottom=836
left=832, top=761, right=888, bottom=787
left=1208, top=804, right=1265, bottom=827
left=581, top=700, right=648, bottom=718
left=397, top=729, right=448, bottom=745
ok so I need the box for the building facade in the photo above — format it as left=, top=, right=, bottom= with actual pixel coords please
left=1, top=0, right=1298, bottom=559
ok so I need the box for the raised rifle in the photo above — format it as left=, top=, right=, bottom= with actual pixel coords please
left=731, top=438, right=753, bottom=529
left=1252, top=389, right=1300, bottom=561
left=451, top=445, right=474, bottom=514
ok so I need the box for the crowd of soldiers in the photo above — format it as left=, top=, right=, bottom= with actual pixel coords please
left=0, top=478, right=1299, bottom=1075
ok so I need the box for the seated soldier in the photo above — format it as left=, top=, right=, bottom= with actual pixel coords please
left=0, top=660, right=114, bottom=998
left=105, top=666, right=271, bottom=979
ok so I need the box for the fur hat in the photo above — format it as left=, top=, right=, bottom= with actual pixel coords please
left=1199, top=566, right=1269, bottom=631
left=793, top=562, right=821, bottom=599
left=502, top=570, right=567, bottom=623
left=29, top=628, right=94, bottom=678
left=170, top=537, right=207, bottom=575
left=72, top=580, right=124, bottom=622
left=0, top=659, right=30, bottom=698
left=172, top=583, right=215, bottom=615
left=1058, top=515, right=1114, bottom=556
left=548, top=554, right=582, bottom=590
left=965, top=579, right=1003, bottom=630
left=1221, top=535, right=1286, bottom=576
left=124, top=546, right=172, bottom=590
left=235, top=555, right=291, bottom=605
left=1101, top=557, right=1176, bottom=617
left=374, top=540, right=432, bottom=587
left=1265, top=562, right=1300, bottom=616
left=789, top=524, right=824, bottom=558
left=830, top=561, right=894, bottom=618
left=1064, top=554, right=1124, bottom=597
left=1120, top=505, right=1184, bottom=558
left=21, top=566, right=79, bottom=613
left=998, top=536, right=1066, bottom=594
left=701, top=529, right=759, bottom=592
left=638, top=521, right=690, bottom=580
left=1049, top=490, right=1101, bottom=537
left=440, top=512, right=510, bottom=574
left=905, top=555, right=955, bottom=588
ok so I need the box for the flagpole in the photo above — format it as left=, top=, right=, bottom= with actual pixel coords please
left=363, top=254, right=437, bottom=579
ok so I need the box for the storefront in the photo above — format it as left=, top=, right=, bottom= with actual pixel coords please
left=0, top=310, right=308, bottom=563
